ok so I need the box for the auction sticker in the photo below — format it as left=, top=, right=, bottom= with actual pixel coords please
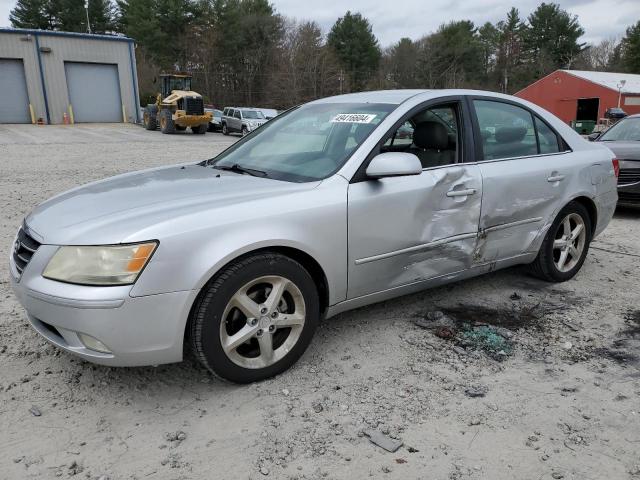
left=331, top=113, right=377, bottom=124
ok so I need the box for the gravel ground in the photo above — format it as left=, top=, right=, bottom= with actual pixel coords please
left=1, top=124, right=639, bottom=480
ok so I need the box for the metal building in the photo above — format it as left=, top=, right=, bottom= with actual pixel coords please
left=515, top=70, right=640, bottom=125
left=0, top=28, right=140, bottom=125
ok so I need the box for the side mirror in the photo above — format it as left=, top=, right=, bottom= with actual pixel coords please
left=366, top=152, right=422, bottom=179
left=587, top=132, right=601, bottom=142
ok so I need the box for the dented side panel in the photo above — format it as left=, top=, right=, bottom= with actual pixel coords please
left=475, top=149, right=605, bottom=263
left=347, top=165, right=482, bottom=299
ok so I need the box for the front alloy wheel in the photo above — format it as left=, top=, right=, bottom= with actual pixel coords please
left=220, top=276, right=306, bottom=369
left=190, top=253, right=319, bottom=383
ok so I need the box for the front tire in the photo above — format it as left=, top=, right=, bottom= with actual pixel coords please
left=159, top=109, right=176, bottom=134
left=529, top=201, right=592, bottom=282
left=192, top=124, right=207, bottom=134
left=189, top=253, right=319, bottom=383
left=143, top=105, right=157, bottom=130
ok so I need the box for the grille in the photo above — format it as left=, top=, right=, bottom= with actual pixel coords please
left=618, top=191, right=640, bottom=204
left=619, top=168, right=640, bottom=185
left=12, top=227, right=41, bottom=276
left=185, top=97, right=204, bottom=115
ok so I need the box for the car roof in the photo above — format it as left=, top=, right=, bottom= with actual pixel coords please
left=309, top=89, right=529, bottom=105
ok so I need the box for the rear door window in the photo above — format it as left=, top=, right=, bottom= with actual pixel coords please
left=473, top=100, right=537, bottom=160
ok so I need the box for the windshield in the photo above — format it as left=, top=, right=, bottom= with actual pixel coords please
left=167, top=77, right=191, bottom=91
left=242, top=110, right=265, bottom=119
left=210, top=102, right=395, bottom=182
left=600, top=117, right=640, bottom=141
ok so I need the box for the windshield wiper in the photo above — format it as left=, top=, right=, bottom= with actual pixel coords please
left=213, top=163, right=268, bottom=177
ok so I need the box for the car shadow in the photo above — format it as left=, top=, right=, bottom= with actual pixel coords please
left=614, top=205, right=640, bottom=218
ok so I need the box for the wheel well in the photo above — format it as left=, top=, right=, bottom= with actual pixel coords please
left=266, top=247, right=329, bottom=314
left=185, top=247, right=330, bottom=341
left=572, top=196, right=598, bottom=235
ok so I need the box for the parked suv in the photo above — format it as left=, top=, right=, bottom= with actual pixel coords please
left=221, top=107, right=267, bottom=136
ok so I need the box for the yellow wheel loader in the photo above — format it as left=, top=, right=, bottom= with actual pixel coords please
left=142, top=73, right=212, bottom=134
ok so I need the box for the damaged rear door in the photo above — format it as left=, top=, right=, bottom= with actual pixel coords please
left=468, top=97, right=573, bottom=263
left=347, top=98, right=482, bottom=299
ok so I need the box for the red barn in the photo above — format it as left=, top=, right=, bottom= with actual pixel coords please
left=515, top=70, right=640, bottom=125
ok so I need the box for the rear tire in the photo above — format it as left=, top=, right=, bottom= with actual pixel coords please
left=192, top=124, right=207, bottom=134
left=143, top=105, right=157, bottom=130
left=159, top=109, right=176, bottom=134
left=222, top=123, right=229, bottom=135
left=529, top=201, right=592, bottom=282
left=189, top=253, right=319, bottom=383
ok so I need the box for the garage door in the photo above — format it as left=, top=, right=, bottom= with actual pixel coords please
left=0, top=59, right=31, bottom=123
left=65, top=62, right=123, bottom=123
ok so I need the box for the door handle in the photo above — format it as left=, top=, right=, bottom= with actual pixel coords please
left=547, top=174, right=565, bottom=182
left=446, top=188, right=477, bottom=197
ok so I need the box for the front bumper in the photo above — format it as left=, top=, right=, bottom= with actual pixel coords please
left=10, top=243, right=198, bottom=367
left=618, top=182, right=640, bottom=206
left=174, top=112, right=212, bottom=127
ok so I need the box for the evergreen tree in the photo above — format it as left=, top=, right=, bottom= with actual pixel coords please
left=10, top=0, right=54, bottom=29
left=10, top=0, right=115, bottom=33
left=495, top=7, right=526, bottom=92
left=327, top=11, right=381, bottom=91
left=620, top=21, right=640, bottom=73
left=525, top=2, right=585, bottom=74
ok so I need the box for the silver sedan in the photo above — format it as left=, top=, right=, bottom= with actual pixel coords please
left=10, top=90, right=619, bottom=383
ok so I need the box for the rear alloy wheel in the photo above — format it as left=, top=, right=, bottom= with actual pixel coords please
left=222, top=123, right=229, bottom=135
left=529, top=201, right=592, bottom=282
left=190, top=253, right=319, bottom=383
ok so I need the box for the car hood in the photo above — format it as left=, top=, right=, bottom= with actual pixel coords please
left=600, top=141, right=640, bottom=160
left=25, top=164, right=318, bottom=245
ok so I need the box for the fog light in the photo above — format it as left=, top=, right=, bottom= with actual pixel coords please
left=78, top=333, right=111, bottom=353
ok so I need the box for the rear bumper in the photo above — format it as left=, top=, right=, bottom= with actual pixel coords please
left=9, top=244, right=198, bottom=367
left=594, top=188, right=618, bottom=238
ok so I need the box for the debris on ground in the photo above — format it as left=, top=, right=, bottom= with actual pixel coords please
left=459, top=325, right=513, bottom=359
left=416, top=309, right=515, bottom=359
left=29, top=405, right=41, bottom=417
left=464, top=385, right=489, bottom=398
left=363, top=429, right=403, bottom=452
left=165, top=431, right=187, bottom=443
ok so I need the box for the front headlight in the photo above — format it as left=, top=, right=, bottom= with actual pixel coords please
left=43, top=242, right=158, bottom=286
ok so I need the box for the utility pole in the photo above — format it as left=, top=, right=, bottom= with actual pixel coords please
left=85, top=0, right=91, bottom=34
left=617, top=80, right=626, bottom=108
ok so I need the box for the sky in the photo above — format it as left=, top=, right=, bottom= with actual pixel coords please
left=0, top=0, right=638, bottom=47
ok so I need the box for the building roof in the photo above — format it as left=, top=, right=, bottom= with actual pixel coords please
left=561, top=70, right=640, bottom=94
left=0, top=28, right=134, bottom=43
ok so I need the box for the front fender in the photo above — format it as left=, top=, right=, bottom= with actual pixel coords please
left=129, top=176, right=349, bottom=305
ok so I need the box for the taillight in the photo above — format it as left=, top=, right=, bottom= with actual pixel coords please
left=612, top=158, right=620, bottom=178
